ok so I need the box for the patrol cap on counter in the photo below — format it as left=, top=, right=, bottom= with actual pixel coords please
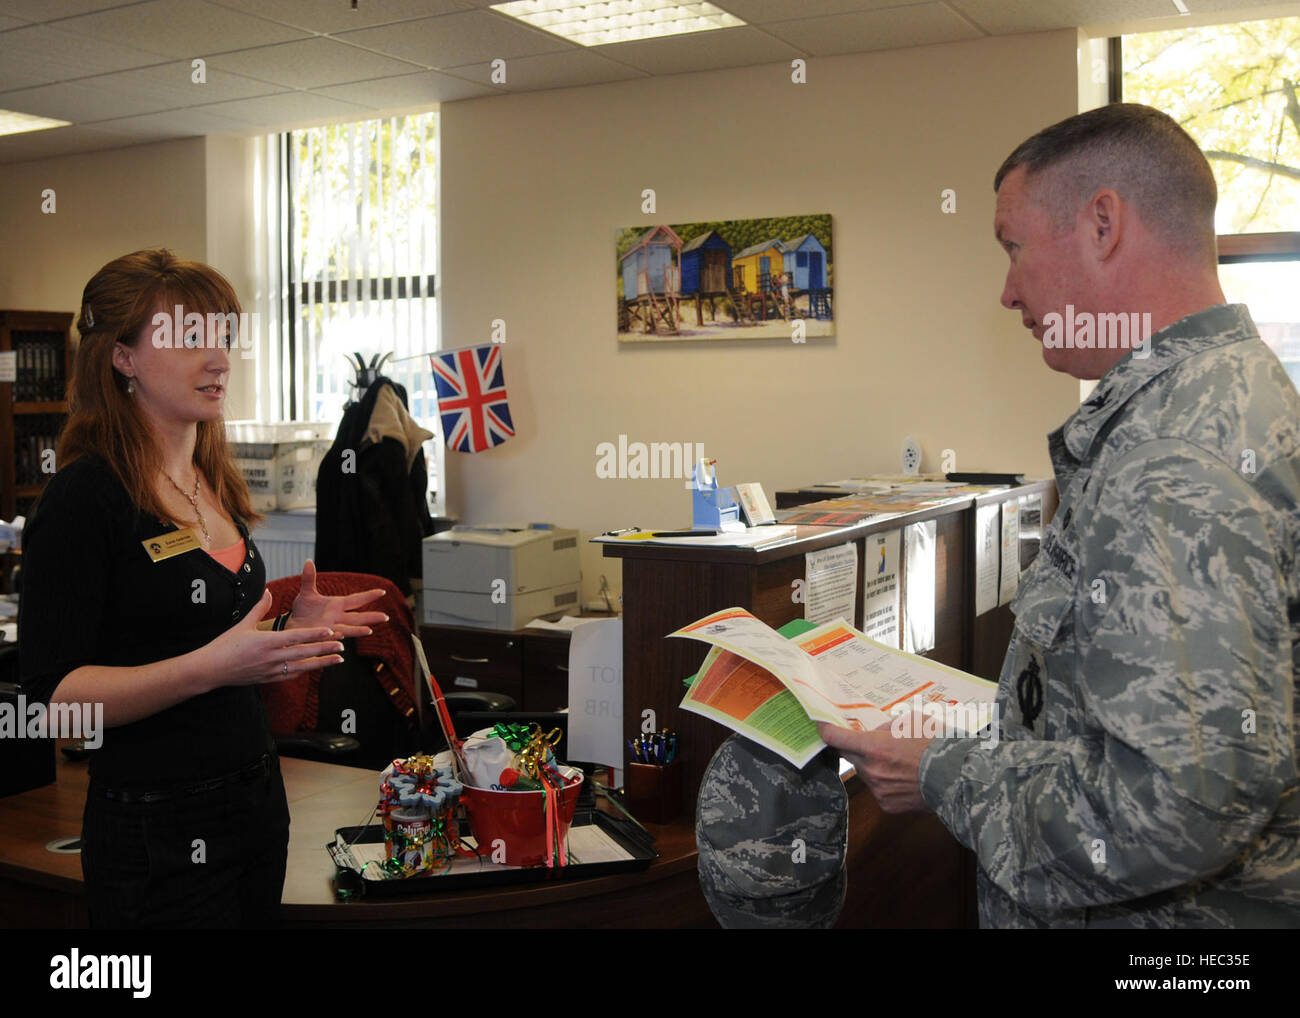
left=696, top=735, right=848, bottom=929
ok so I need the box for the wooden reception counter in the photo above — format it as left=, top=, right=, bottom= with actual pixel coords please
left=601, top=480, right=1058, bottom=825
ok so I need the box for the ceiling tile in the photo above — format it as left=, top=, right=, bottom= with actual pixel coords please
left=89, top=105, right=254, bottom=135
left=0, top=24, right=167, bottom=91
left=0, top=15, right=30, bottom=30
left=0, top=1, right=144, bottom=20
left=592, top=25, right=802, bottom=75
left=83, top=60, right=285, bottom=104
left=1088, top=0, right=1300, bottom=35
left=313, top=70, right=499, bottom=108
left=765, top=2, right=983, bottom=55
left=186, top=89, right=373, bottom=129
left=207, top=37, right=427, bottom=89
left=0, top=79, right=180, bottom=121
left=205, top=0, right=469, bottom=34
left=948, top=0, right=1175, bottom=34
left=442, top=49, right=649, bottom=90
left=335, top=10, right=572, bottom=68
left=713, top=0, right=935, bottom=21
left=52, top=0, right=309, bottom=60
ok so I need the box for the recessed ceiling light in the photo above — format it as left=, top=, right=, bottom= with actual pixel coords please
left=491, top=1, right=746, bottom=47
left=0, top=110, right=71, bottom=138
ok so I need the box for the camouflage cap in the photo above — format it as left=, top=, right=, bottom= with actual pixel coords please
left=696, top=735, right=848, bottom=929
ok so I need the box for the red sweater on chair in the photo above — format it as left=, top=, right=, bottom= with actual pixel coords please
left=258, top=571, right=419, bottom=736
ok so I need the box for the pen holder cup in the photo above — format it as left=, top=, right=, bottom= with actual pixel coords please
left=461, top=770, right=584, bottom=868
left=624, top=759, right=682, bottom=824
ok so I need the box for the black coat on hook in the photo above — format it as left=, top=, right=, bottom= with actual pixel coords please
left=315, top=374, right=433, bottom=595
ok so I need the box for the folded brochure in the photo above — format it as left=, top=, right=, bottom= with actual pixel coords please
left=673, top=607, right=998, bottom=768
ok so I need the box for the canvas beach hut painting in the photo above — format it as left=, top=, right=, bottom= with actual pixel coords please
left=616, top=214, right=833, bottom=342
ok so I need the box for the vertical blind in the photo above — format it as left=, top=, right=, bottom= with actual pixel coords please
left=255, top=112, right=443, bottom=512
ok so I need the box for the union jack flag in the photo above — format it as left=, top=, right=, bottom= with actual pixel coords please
left=430, top=344, right=515, bottom=453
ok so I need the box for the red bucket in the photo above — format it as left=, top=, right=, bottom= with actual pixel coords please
left=461, top=771, right=584, bottom=867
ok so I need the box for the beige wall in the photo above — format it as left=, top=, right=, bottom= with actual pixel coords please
left=0, top=134, right=260, bottom=418
left=203, top=134, right=260, bottom=421
left=0, top=137, right=208, bottom=312
left=0, top=28, right=1088, bottom=604
left=439, top=30, right=1084, bottom=604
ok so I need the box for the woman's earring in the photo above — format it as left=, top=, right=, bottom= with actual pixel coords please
left=127, top=377, right=136, bottom=395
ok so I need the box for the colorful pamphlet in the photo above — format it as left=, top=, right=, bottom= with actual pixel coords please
left=674, top=607, right=997, bottom=768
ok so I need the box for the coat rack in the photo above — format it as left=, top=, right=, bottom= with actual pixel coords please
left=347, top=351, right=393, bottom=403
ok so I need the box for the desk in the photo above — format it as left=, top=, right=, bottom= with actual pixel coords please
left=0, top=741, right=969, bottom=928
left=602, top=480, right=1057, bottom=804
left=416, top=619, right=598, bottom=713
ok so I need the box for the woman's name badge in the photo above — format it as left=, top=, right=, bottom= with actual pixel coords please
left=142, top=528, right=202, bottom=562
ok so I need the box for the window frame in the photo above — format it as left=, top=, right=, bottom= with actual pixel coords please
left=1113, top=33, right=1300, bottom=264
left=274, top=114, right=445, bottom=515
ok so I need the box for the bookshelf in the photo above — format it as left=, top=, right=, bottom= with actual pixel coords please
left=0, top=310, right=75, bottom=524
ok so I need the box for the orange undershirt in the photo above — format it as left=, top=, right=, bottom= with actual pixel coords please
left=207, top=537, right=246, bottom=572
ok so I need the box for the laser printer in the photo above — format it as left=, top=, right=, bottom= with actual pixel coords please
left=420, top=523, right=580, bottom=630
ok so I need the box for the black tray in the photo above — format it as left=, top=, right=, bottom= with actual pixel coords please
left=327, top=809, right=657, bottom=899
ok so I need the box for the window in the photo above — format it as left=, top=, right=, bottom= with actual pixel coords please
left=1122, top=16, right=1300, bottom=389
left=254, top=113, right=443, bottom=511
left=1218, top=258, right=1300, bottom=388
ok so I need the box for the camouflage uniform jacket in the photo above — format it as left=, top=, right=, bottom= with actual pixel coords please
left=918, top=303, right=1300, bottom=928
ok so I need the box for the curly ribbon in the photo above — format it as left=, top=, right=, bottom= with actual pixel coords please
left=540, top=767, right=569, bottom=869
left=504, top=725, right=565, bottom=783
left=484, top=728, right=577, bottom=870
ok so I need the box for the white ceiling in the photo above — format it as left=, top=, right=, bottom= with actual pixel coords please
left=0, top=0, right=1291, bottom=163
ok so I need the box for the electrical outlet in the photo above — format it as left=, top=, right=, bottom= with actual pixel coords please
left=901, top=436, right=922, bottom=476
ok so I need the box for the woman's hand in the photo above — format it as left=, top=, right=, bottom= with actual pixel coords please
left=191, top=589, right=345, bottom=691
left=285, top=559, right=388, bottom=638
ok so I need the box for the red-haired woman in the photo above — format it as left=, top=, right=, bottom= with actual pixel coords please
left=18, top=249, right=386, bottom=928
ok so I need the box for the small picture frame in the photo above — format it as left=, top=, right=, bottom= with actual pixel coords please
left=735, top=482, right=776, bottom=526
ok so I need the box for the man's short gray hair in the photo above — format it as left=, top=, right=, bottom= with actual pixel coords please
left=994, top=103, right=1218, bottom=263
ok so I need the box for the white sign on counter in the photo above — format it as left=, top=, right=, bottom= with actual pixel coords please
left=974, top=503, right=1001, bottom=617
left=862, top=529, right=901, bottom=648
left=804, top=542, right=858, bottom=627
left=903, top=520, right=936, bottom=654
left=566, top=618, right=624, bottom=786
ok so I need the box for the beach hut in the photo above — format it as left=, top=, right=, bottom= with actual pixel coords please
left=619, top=225, right=683, bottom=298
left=679, top=230, right=733, bottom=296
left=782, top=233, right=828, bottom=291
left=731, top=238, right=787, bottom=294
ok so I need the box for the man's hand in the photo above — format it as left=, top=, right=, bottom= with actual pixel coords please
left=817, top=718, right=933, bottom=814
left=286, top=559, right=389, bottom=638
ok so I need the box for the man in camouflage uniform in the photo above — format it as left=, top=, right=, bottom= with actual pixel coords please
left=821, top=103, right=1300, bottom=927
